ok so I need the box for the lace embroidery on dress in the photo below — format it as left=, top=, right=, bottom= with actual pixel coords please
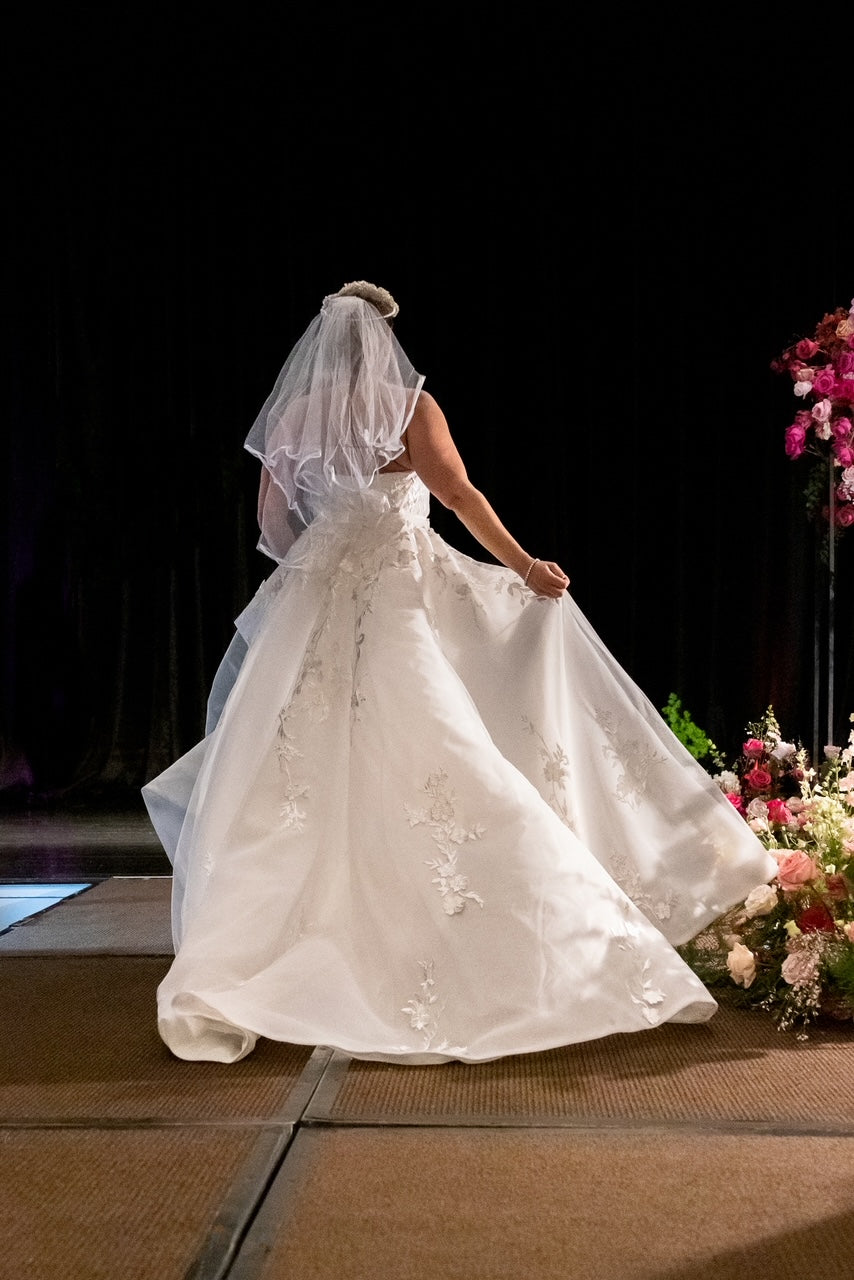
left=595, top=708, right=668, bottom=809
left=492, top=572, right=529, bottom=604
left=276, top=712, right=309, bottom=831
left=522, top=717, right=574, bottom=826
left=609, top=850, right=678, bottom=924
left=401, top=960, right=443, bottom=1048
left=405, top=769, right=486, bottom=915
left=431, top=551, right=488, bottom=623
left=614, top=915, right=667, bottom=1025
left=274, top=589, right=340, bottom=829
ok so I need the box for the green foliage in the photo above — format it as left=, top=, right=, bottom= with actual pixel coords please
left=826, top=943, right=854, bottom=1005
left=661, top=694, right=724, bottom=768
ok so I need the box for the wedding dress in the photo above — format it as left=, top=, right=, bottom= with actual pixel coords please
left=143, top=468, right=777, bottom=1064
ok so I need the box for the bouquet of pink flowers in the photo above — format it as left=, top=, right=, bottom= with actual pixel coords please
left=771, top=299, right=854, bottom=529
left=680, top=707, right=854, bottom=1036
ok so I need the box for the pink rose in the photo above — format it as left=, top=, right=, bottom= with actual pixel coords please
left=796, top=338, right=820, bottom=359
left=836, top=505, right=854, bottom=528
left=766, top=799, right=792, bottom=825
left=838, top=352, right=854, bottom=376
left=743, top=739, right=765, bottom=757
left=786, top=425, right=807, bottom=457
left=745, top=767, right=773, bottom=791
left=812, top=399, right=833, bottom=423
left=813, top=367, right=837, bottom=396
left=781, top=949, right=819, bottom=985
left=833, top=417, right=852, bottom=441
left=835, top=379, right=854, bottom=404
left=776, top=849, right=819, bottom=891
left=833, top=444, right=854, bottom=467
left=726, top=792, right=746, bottom=814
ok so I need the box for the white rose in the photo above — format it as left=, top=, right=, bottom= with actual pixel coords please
left=770, top=741, right=796, bottom=761
left=717, top=771, right=741, bottom=795
left=726, top=942, right=757, bottom=988
left=743, top=883, right=777, bottom=918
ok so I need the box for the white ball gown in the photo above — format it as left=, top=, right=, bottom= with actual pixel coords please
left=143, top=470, right=776, bottom=1064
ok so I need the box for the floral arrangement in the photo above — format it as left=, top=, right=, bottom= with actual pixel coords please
left=771, top=298, right=854, bottom=531
left=679, top=706, right=854, bottom=1037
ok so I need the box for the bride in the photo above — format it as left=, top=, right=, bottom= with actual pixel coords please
left=143, top=280, right=776, bottom=1064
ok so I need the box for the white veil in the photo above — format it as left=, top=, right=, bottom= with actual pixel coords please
left=245, top=289, right=425, bottom=562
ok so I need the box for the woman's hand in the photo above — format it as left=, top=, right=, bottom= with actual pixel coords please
left=525, top=559, right=569, bottom=599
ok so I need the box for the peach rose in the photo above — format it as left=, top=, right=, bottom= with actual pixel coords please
left=776, top=849, right=819, bottom=891
left=726, top=941, right=756, bottom=988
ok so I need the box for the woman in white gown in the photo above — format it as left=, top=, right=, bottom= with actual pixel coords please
left=143, top=280, right=776, bottom=1064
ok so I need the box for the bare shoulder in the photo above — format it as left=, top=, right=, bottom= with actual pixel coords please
left=410, top=389, right=449, bottom=433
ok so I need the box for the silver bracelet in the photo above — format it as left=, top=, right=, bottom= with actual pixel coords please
left=523, top=559, right=539, bottom=586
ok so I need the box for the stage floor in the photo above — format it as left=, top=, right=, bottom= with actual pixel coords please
left=2, top=808, right=854, bottom=1279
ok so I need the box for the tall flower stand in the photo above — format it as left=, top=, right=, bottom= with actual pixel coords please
left=812, top=456, right=837, bottom=763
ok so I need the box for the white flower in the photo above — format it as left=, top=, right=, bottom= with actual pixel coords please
left=743, top=883, right=777, bottom=918
left=726, top=942, right=757, bottom=988
left=781, top=950, right=819, bottom=987
left=794, top=380, right=814, bottom=396
left=770, top=741, right=796, bottom=761
left=825, top=744, right=842, bottom=760
left=717, top=770, right=741, bottom=795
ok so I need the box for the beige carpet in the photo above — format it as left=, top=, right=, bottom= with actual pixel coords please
left=306, top=1002, right=854, bottom=1130
left=0, top=876, right=173, bottom=954
left=0, top=954, right=319, bottom=1123
left=1, top=1126, right=278, bottom=1280
left=229, top=1126, right=854, bottom=1280
left=3, top=879, right=854, bottom=1279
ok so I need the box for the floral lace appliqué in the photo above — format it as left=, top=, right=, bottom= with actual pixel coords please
left=614, top=917, right=666, bottom=1026
left=609, top=850, right=678, bottom=924
left=522, top=717, right=574, bottom=826
left=595, top=708, right=668, bottom=809
left=405, top=769, right=486, bottom=915
left=276, top=713, right=309, bottom=831
left=401, top=960, right=443, bottom=1048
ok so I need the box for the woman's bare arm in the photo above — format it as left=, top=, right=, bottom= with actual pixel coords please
left=405, top=392, right=569, bottom=599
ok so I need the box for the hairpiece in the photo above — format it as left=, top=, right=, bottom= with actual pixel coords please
left=325, top=280, right=399, bottom=319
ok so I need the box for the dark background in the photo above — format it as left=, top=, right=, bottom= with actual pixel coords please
left=4, top=13, right=853, bottom=809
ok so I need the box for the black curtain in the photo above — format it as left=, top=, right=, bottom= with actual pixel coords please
left=4, top=15, right=852, bottom=806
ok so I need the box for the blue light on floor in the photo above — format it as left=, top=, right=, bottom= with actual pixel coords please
left=0, top=884, right=92, bottom=933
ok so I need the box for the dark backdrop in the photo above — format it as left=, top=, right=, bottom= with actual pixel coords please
left=4, top=14, right=853, bottom=806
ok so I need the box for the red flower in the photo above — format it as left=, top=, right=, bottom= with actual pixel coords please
left=746, top=767, right=773, bottom=791
left=796, top=903, right=836, bottom=933
left=825, top=874, right=850, bottom=901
